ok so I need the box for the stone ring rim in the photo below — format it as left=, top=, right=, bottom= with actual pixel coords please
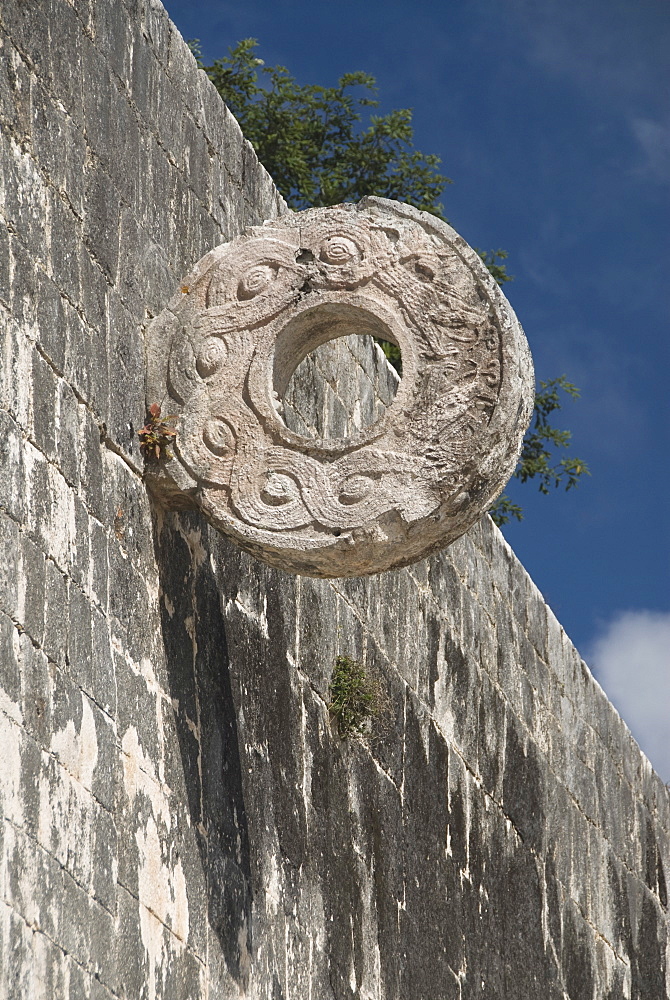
left=246, top=290, right=416, bottom=457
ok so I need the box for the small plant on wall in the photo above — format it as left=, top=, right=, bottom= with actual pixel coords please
left=138, top=403, right=177, bottom=461
left=328, top=655, right=381, bottom=740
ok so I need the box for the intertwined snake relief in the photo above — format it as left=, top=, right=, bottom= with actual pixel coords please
left=146, top=198, right=533, bottom=576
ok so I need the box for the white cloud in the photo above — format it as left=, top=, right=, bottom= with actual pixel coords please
left=589, top=610, right=670, bottom=781
left=630, top=116, right=670, bottom=184
left=505, top=0, right=669, bottom=103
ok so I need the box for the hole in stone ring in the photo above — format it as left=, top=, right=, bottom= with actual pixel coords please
left=274, top=303, right=401, bottom=442
left=281, top=334, right=400, bottom=440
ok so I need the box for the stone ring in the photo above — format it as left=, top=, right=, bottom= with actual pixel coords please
left=146, top=197, right=534, bottom=577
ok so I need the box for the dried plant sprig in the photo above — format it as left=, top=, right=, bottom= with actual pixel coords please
left=138, top=403, right=178, bottom=461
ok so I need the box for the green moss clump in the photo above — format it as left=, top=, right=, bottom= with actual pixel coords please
left=328, top=655, right=378, bottom=740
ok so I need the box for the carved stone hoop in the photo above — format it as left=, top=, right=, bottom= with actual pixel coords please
left=146, top=198, right=534, bottom=577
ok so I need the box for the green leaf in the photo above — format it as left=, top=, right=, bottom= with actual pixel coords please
left=489, top=376, right=590, bottom=519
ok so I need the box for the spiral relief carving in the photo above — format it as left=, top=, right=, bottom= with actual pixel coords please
left=146, top=198, right=534, bottom=576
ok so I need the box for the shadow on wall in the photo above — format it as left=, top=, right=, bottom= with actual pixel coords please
left=152, top=509, right=253, bottom=988
left=150, top=503, right=380, bottom=996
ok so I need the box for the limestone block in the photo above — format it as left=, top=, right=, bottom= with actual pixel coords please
left=147, top=198, right=534, bottom=576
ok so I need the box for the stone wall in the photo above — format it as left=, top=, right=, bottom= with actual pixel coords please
left=1, top=2, right=668, bottom=999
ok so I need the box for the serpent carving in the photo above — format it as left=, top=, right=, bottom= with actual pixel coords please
left=146, top=198, right=534, bottom=576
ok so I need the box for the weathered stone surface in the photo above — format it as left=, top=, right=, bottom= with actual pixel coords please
left=147, top=200, right=534, bottom=576
left=1, top=0, right=668, bottom=998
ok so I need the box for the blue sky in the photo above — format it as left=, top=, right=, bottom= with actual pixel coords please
left=162, top=0, right=669, bottom=776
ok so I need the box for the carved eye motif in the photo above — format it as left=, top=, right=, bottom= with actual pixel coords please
left=196, top=338, right=226, bottom=378
left=203, top=417, right=235, bottom=456
left=261, top=472, right=300, bottom=506
left=339, top=474, right=375, bottom=505
left=320, top=236, right=358, bottom=265
left=237, top=264, right=278, bottom=300
left=414, top=260, right=435, bottom=282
